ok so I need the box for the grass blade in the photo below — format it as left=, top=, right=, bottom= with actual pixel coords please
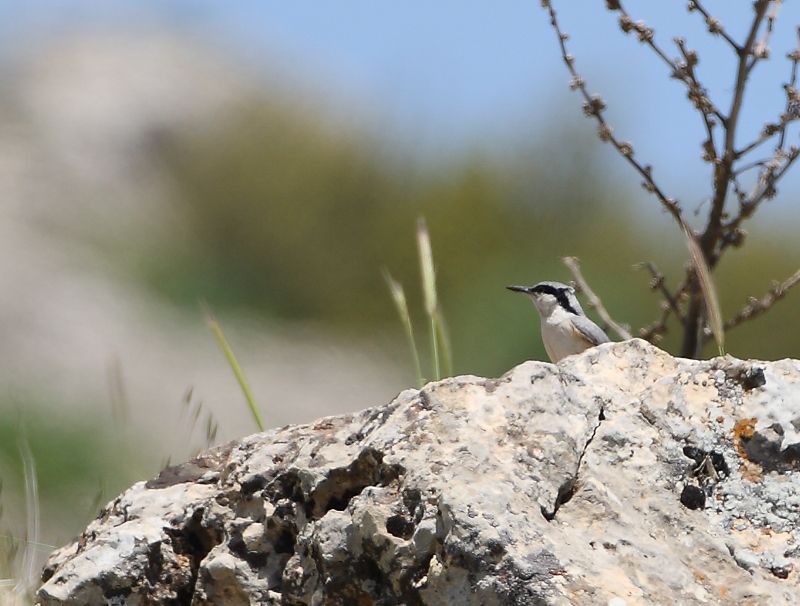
left=417, top=217, right=445, bottom=379
left=433, top=310, right=453, bottom=378
left=682, top=223, right=724, bottom=355
left=17, top=437, right=39, bottom=597
left=382, top=269, right=424, bottom=387
left=429, top=317, right=440, bottom=380
left=204, top=308, right=265, bottom=432
left=417, top=217, right=437, bottom=316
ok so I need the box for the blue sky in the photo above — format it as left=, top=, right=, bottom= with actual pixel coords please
left=2, top=1, right=799, bottom=217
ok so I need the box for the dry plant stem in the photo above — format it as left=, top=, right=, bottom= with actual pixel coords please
left=562, top=256, right=632, bottom=340
left=723, top=268, right=800, bottom=331
left=687, top=0, right=741, bottom=52
left=681, top=0, right=771, bottom=358
left=723, top=32, right=800, bottom=247
left=637, top=262, right=684, bottom=323
left=674, top=39, right=718, bottom=153
left=612, top=1, right=725, bottom=133
left=702, top=0, right=769, bottom=262
left=546, top=1, right=796, bottom=358
left=639, top=304, right=672, bottom=342
left=639, top=273, right=691, bottom=342
left=542, top=1, right=683, bottom=227
left=734, top=26, right=800, bottom=171
left=752, top=0, right=782, bottom=65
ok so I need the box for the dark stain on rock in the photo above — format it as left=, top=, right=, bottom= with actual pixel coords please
left=770, top=564, right=791, bottom=579
left=145, top=444, right=232, bottom=489
left=680, top=485, right=706, bottom=510
left=742, top=423, right=800, bottom=472
left=345, top=431, right=365, bottom=446
left=725, top=365, right=767, bottom=390
left=483, top=376, right=511, bottom=394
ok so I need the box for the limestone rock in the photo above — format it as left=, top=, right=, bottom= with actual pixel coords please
left=37, top=340, right=800, bottom=605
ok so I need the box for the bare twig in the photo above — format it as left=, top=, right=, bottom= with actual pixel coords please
left=733, top=157, right=769, bottom=177
left=736, top=26, right=800, bottom=160
left=724, top=146, right=800, bottom=242
left=639, top=302, right=673, bottom=343
left=542, top=1, right=683, bottom=226
left=719, top=31, right=800, bottom=256
left=681, top=0, right=770, bottom=358
left=635, top=262, right=684, bottom=323
left=724, top=268, right=800, bottom=330
left=544, top=1, right=798, bottom=358
left=752, top=0, right=782, bottom=65
left=562, top=256, right=633, bottom=340
left=638, top=271, right=690, bottom=343
left=687, top=0, right=740, bottom=52
left=701, top=0, right=769, bottom=261
left=607, top=1, right=725, bottom=141
left=674, top=38, right=718, bottom=158
left=637, top=263, right=690, bottom=343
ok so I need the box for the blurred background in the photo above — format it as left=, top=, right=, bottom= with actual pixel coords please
left=1, top=0, right=799, bottom=589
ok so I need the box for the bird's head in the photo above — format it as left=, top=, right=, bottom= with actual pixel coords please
left=506, top=281, right=584, bottom=317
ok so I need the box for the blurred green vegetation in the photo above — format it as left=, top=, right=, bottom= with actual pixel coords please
left=0, top=397, right=150, bottom=567
left=128, top=94, right=800, bottom=378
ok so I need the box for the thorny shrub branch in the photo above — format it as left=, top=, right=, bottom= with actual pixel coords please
left=687, top=0, right=740, bottom=53
left=562, top=256, right=633, bottom=340
left=543, top=0, right=799, bottom=357
left=609, top=0, right=724, bottom=155
left=722, top=29, right=800, bottom=258
left=724, top=268, right=800, bottom=330
left=541, top=0, right=683, bottom=227
left=636, top=262, right=685, bottom=323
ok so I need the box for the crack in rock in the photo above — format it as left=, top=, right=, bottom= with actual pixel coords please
left=541, top=406, right=605, bottom=521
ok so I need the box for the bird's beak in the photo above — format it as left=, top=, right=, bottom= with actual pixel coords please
left=506, top=285, right=532, bottom=293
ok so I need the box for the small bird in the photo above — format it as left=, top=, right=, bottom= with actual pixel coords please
left=507, top=281, right=611, bottom=362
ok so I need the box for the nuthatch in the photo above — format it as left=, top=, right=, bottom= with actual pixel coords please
left=507, top=281, right=610, bottom=362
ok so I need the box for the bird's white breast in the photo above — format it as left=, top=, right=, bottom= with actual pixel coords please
left=539, top=307, right=590, bottom=362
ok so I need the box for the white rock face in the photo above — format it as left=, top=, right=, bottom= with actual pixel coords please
left=37, top=340, right=800, bottom=604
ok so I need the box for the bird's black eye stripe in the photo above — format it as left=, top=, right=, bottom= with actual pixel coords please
left=531, top=284, right=579, bottom=315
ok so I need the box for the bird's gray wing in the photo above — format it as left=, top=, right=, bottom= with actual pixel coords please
left=571, top=315, right=612, bottom=346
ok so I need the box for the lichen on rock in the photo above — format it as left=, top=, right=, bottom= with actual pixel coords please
left=37, top=340, right=800, bottom=605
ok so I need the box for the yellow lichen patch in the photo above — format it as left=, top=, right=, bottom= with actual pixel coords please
left=733, top=417, right=762, bottom=481
left=692, top=569, right=706, bottom=583
left=733, top=417, right=757, bottom=458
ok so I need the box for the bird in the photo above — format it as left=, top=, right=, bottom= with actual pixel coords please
left=507, top=281, right=611, bottom=363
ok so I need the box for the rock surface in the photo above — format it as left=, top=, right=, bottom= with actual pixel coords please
left=37, top=340, right=800, bottom=605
